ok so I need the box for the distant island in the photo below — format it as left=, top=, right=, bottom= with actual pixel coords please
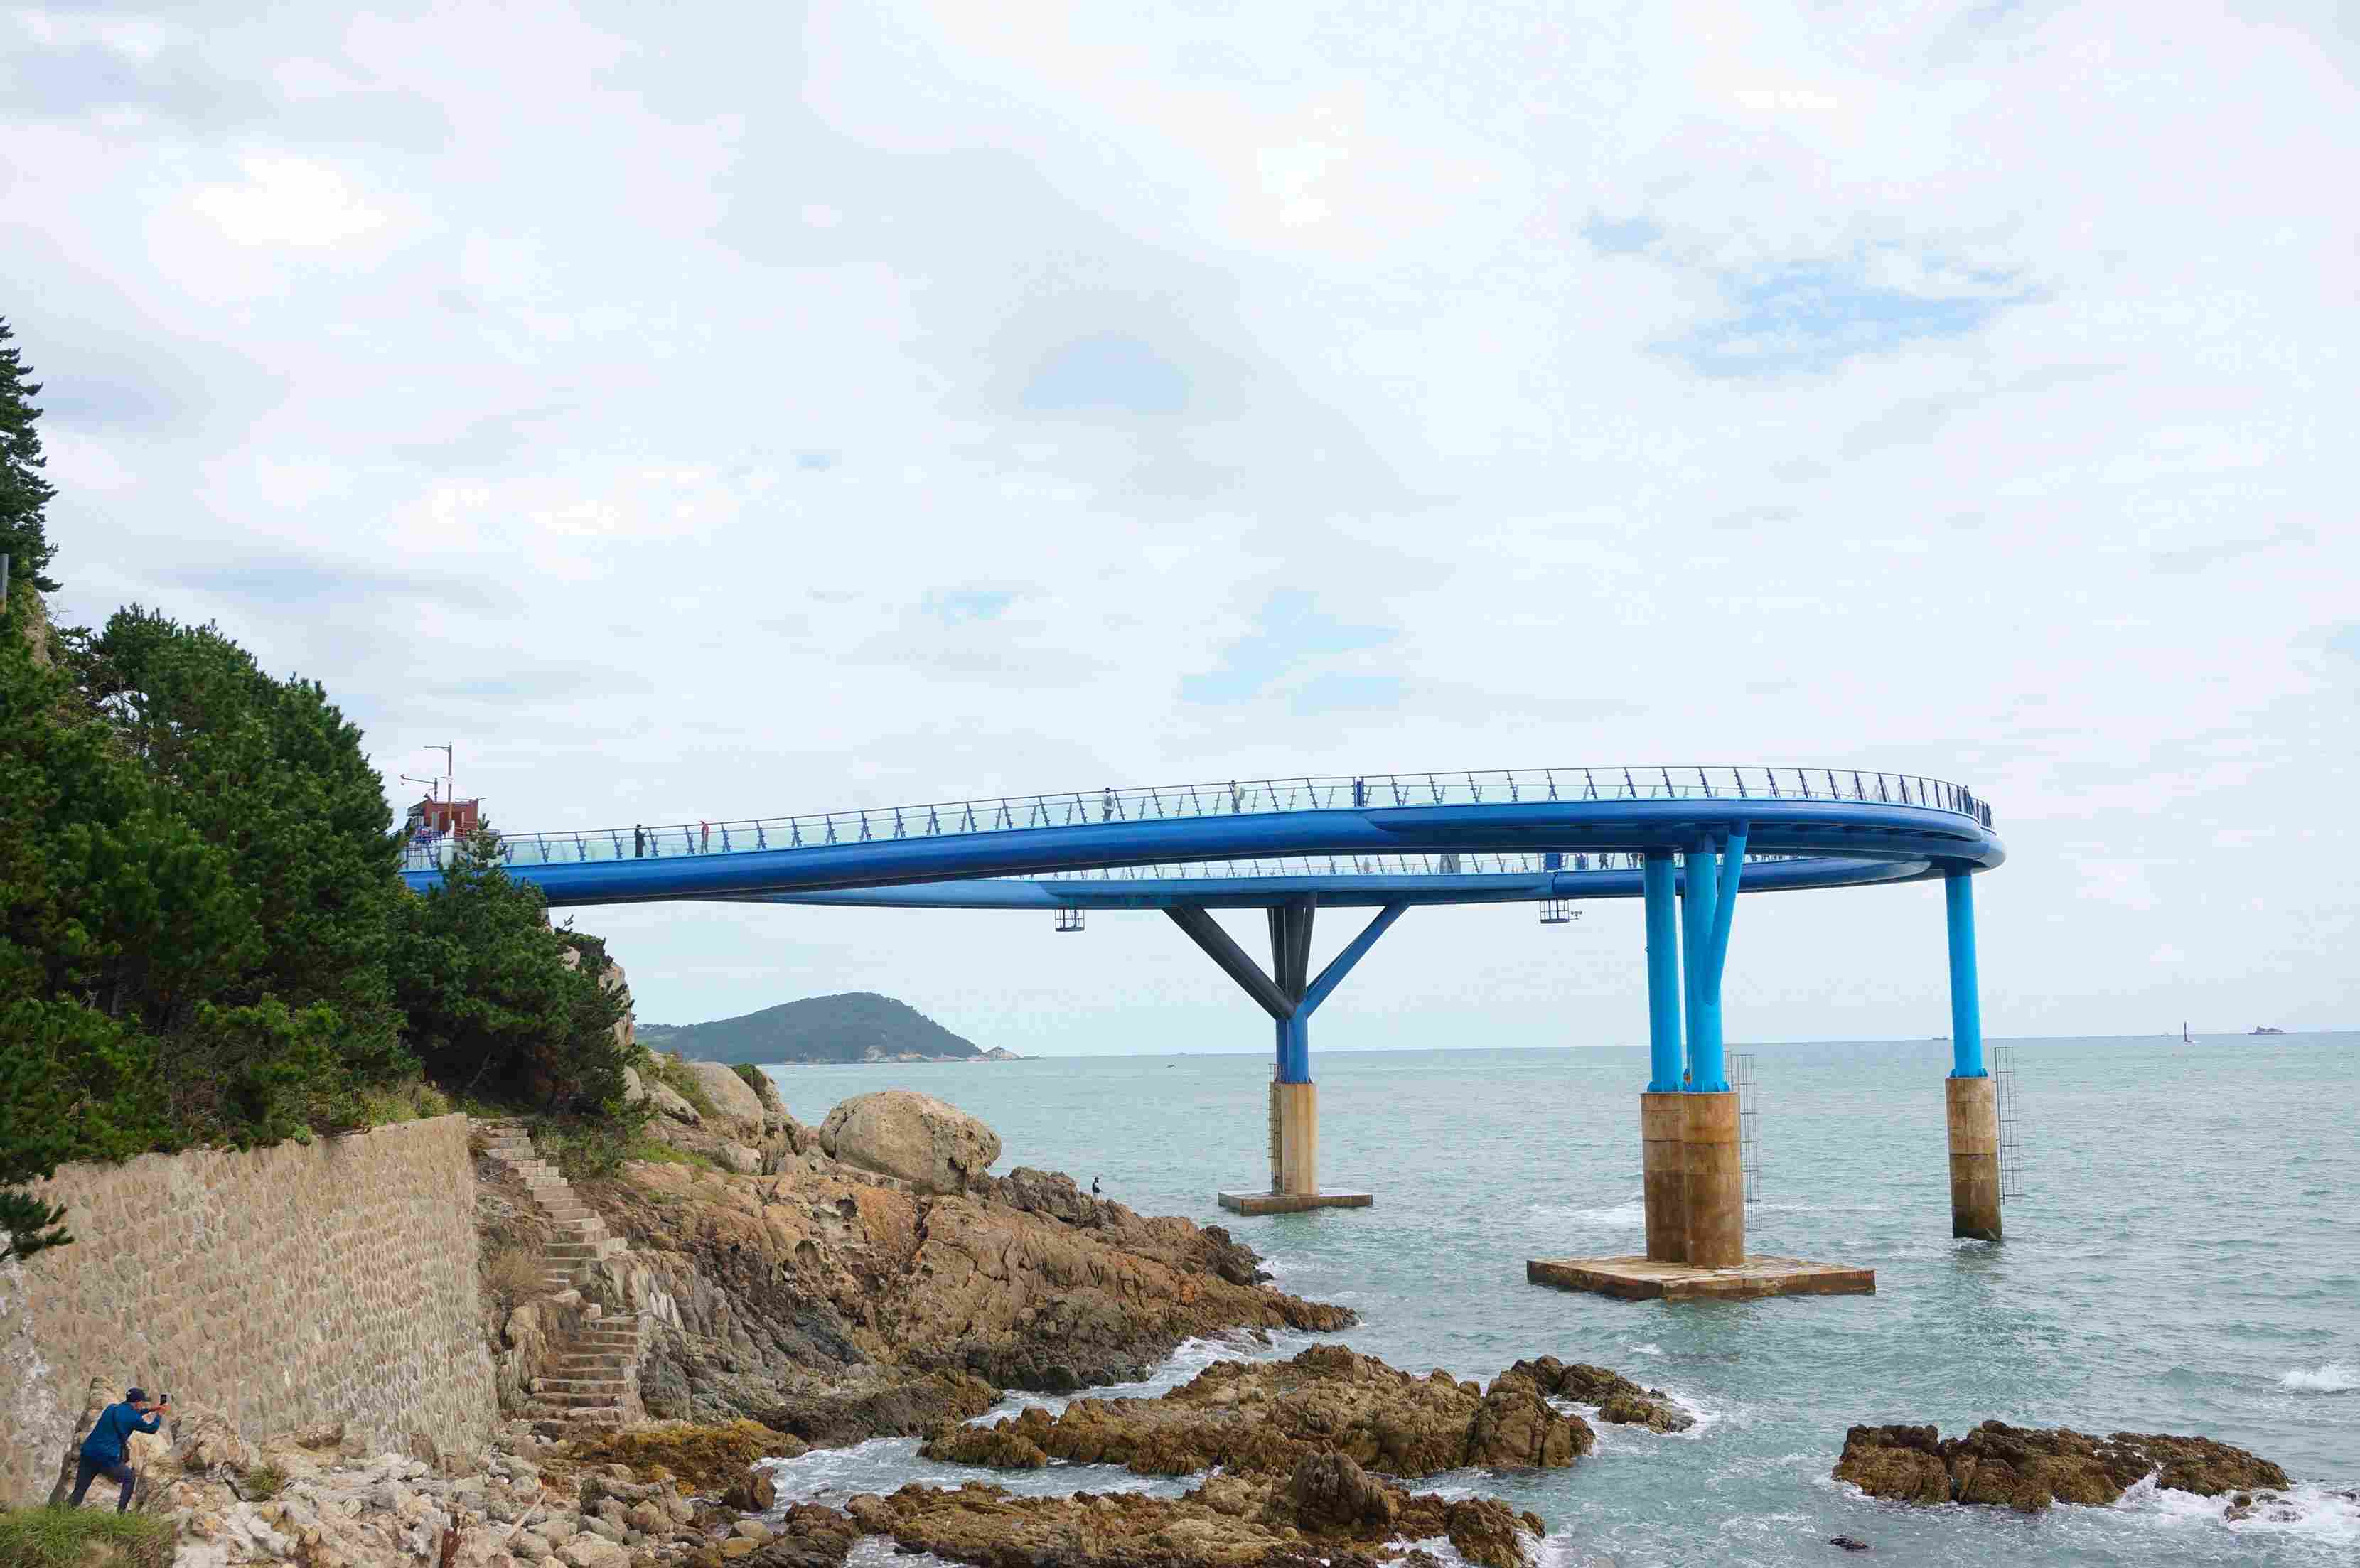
left=639, top=991, right=1024, bottom=1065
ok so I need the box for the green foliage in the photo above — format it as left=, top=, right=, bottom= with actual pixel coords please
left=0, top=319, right=59, bottom=594
left=729, top=1062, right=769, bottom=1099
left=648, top=1053, right=719, bottom=1119
left=537, top=1109, right=653, bottom=1183
left=0, top=1507, right=176, bottom=1568
left=238, top=1464, right=286, bottom=1501
left=71, top=606, right=412, bottom=1090
left=0, top=1187, right=69, bottom=1264
left=618, top=1135, right=719, bottom=1171
left=0, top=326, right=654, bottom=1191
left=392, top=829, right=635, bottom=1112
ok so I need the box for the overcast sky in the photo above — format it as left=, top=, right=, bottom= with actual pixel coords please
left=10, top=3, right=2356, bottom=1058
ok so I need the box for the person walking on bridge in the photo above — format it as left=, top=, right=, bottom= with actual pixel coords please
left=66, top=1387, right=166, bottom=1512
left=633, top=825, right=645, bottom=859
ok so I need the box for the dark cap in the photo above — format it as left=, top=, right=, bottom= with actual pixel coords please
left=126, top=1387, right=146, bottom=1402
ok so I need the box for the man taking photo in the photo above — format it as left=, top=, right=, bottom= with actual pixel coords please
left=65, top=1387, right=166, bottom=1512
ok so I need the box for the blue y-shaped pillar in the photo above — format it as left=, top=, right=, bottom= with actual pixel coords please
left=1169, top=900, right=1403, bottom=1213
left=1943, top=868, right=2002, bottom=1239
left=1678, top=826, right=1748, bottom=1267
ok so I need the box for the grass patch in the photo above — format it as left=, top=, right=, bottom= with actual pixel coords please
left=729, top=1063, right=772, bottom=1101
left=0, top=1508, right=176, bottom=1568
left=238, top=1463, right=286, bottom=1501
left=623, top=1136, right=725, bottom=1173
left=349, top=1080, right=454, bottom=1129
left=646, top=1053, right=720, bottom=1121
left=482, top=1239, right=549, bottom=1307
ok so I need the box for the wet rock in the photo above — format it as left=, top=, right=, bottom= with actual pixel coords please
left=1833, top=1421, right=2288, bottom=1511
left=819, top=1090, right=1001, bottom=1193
left=872, top=1471, right=1540, bottom=1568
left=1289, top=1452, right=1397, bottom=1530
left=1445, top=1496, right=1537, bottom=1568
left=722, top=1464, right=778, bottom=1511
left=1828, top=1535, right=1872, bottom=1552
left=761, top=1369, right=1001, bottom=1448
left=743, top=1503, right=861, bottom=1568
left=1506, top=1356, right=1694, bottom=1433
left=921, top=1343, right=1590, bottom=1479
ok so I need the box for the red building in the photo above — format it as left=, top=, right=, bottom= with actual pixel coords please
left=404, top=795, right=483, bottom=839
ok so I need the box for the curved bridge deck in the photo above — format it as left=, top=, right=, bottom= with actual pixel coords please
left=399, top=763, right=2000, bottom=907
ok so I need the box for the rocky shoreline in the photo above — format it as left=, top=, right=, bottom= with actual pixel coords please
left=45, top=1077, right=2320, bottom=1567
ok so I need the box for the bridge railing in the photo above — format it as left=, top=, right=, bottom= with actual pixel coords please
left=399, top=765, right=1994, bottom=873
left=1020, top=849, right=1822, bottom=882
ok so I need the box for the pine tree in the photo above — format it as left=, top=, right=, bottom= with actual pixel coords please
left=0, top=318, right=58, bottom=594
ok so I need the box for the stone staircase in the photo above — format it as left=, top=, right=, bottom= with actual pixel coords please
left=472, top=1118, right=646, bottom=1427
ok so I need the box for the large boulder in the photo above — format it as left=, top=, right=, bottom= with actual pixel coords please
left=623, top=1065, right=702, bottom=1125
left=685, top=1061, right=769, bottom=1141
left=819, top=1091, right=1000, bottom=1193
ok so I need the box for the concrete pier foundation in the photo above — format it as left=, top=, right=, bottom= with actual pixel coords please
left=1220, top=1080, right=1370, bottom=1215
left=1947, top=1075, right=2003, bottom=1241
left=1681, top=1091, right=1745, bottom=1268
left=1533, top=1083, right=1872, bottom=1301
left=1640, top=1092, right=1688, bottom=1263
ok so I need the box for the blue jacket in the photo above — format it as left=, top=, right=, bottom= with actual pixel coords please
left=80, top=1402, right=160, bottom=1466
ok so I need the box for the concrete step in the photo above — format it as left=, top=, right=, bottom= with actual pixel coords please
left=545, top=1244, right=602, bottom=1261
left=540, top=1378, right=630, bottom=1395
left=537, top=1387, right=630, bottom=1409
left=526, top=1404, right=625, bottom=1426
left=549, top=1357, right=632, bottom=1375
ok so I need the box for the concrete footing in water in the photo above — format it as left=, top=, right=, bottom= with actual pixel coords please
left=1947, top=1074, right=2003, bottom=1241
left=1218, top=1079, right=1372, bottom=1215
left=1217, top=1189, right=1374, bottom=1215
left=1525, top=1255, right=1875, bottom=1300
left=1534, top=1088, right=1869, bottom=1300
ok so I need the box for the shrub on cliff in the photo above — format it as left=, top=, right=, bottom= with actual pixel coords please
left=69, top=604, right=413, bottom=1094
left=392, top=827, right=635, bottom=1112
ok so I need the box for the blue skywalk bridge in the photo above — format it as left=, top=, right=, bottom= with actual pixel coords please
left=402, top=765, right=2003, bottom=1229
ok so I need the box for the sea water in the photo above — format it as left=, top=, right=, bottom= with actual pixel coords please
left=760, top=1036, right=2359, bottom=1565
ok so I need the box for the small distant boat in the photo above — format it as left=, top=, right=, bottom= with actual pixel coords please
left=2251, top=1025, right=2285, bottom=1036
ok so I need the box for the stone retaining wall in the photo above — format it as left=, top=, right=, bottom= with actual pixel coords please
left=0, top=1115, right=496, bottom=1505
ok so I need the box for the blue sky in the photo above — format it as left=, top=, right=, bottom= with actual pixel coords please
left=6, top=1, right=2357, bottom=1051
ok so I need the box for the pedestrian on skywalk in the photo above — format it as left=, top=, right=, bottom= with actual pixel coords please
left=66, top=1388, right=166, bottom=1512
left=634, top=824, right=645, bottom=858
left=701, top=820, right=710, bottom=852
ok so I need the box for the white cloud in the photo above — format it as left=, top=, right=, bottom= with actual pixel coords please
left=190, top=156, right=392, bottom=247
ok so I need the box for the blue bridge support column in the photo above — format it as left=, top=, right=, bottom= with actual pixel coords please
left=1167, top=901, right=1401, bottom=1213
left=1679, top=826, right=1748, bottom=1269
left=1943, top=869, right=2002, bottom=1241
left=1641, top=852, right=1688, bottom=1262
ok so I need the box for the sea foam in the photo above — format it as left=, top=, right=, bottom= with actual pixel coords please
left=2279, top=1362, right=2355, bottom=1392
